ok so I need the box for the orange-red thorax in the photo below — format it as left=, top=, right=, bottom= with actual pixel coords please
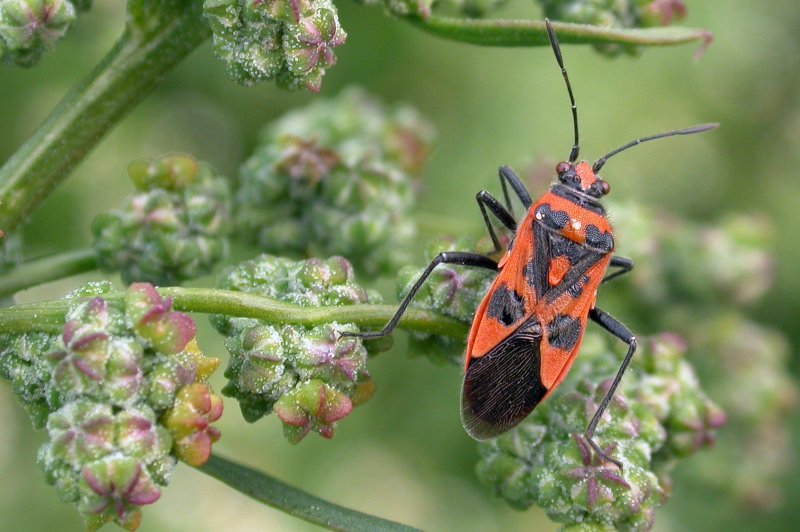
left=532, top=191, right=612, bottom=246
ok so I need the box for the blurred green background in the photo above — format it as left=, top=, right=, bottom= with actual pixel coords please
left=1, top=1, right=799, bottom=530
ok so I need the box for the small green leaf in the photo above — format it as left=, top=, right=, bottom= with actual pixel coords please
left=198, top=454, right=420, bottom=532
left=405, top=16, right=711, bottom=53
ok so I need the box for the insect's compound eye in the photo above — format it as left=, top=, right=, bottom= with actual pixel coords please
left=555, top=161, right=571, bottom=175
left=600, top=180, right=611, bottom=195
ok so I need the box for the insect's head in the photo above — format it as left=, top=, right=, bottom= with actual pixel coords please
left=545, top=20, right=718, bottom=195
left=556, top=161, right=609, bottom=198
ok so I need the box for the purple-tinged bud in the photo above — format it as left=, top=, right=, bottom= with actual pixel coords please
left=50, top=297, right=146, bottom=405
left=276, top=137, right=341, bottom=183
left=640, top=0, right=686, bottom=27
left=45, top=400, right=116, bottom=467
left=273, top=379, right=352, bottom=443
left=162, top=383, right=223, bottom=466
left=78, top=457, right=160, bottom=530
left=0, top=0, right=77, bottom=67
left=282, top=8, right=346, bottom=93
left=126, top=283, right=196, bottom=354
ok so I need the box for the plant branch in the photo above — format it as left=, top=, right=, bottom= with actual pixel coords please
left=403, top=16, right=712, bottom=51
left=0, top=287, right=469, bottom=338
left=198, top=454, right=420, bottom=532
left=0, top=249, right=98, bottom=298
left=0, top=0, right=211, bottom=235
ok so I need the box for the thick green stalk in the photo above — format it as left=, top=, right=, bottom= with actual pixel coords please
left=0, top=286, right=469, bottom=337
left=405, top=16, right=712, bottom=50
left=0, top=249, right=97, bottom=298
left=0, top=1, right=211, bottom=235
left=199, top=455, right=420, bottom=532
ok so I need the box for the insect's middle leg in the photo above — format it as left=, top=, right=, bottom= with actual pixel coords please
left=585, top=306, right=637, bottom=468
left=342, top=252, right=498, bottom=340
left=602, top=255, right=634, bottom=284
left=498, top=165, right=533, bottom=210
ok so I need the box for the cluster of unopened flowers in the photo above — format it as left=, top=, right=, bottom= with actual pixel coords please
left=203, top=0, right=347, bottom=91
left=234, top=87, right=435, bottom=276
left=210, top=254, right=388, bottom=442
left=92, top=154, right=232, bottom=286
left=0, top=282, right=222, bottom=530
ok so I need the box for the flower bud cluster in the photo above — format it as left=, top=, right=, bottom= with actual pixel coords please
left=605, top=201, right=796, bottom=508
left=203, top=0, right=346, bottom=92
left=0, top=0, right=90, bottom=67
left=236, top=88, right=435, bottom=276
left=357, top=0, right=506, bottom=19
left=476, top=333, right=723, bottom=530
left=538, top=0, right=688, bottom=55
left=0, top=331, right=57, bottom=427
left=610, top=203, right=774, bottom=308
left=91, top=154, right=231, bottom=286
left=211, top=254, right=383, bottom=442
left=0, top=283, right=223, bottom=529
left=679, top=314, right=798, bottom=509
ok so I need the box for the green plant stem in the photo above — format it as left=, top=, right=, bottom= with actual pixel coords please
left=0, top=249, right=97, bottom=298
left=0, top=1, right=211, bottom=235
left=0, top=286, right=469, bottom=337
left=404, top=16, right=712, bottom=50
left=199, top=454, right=420, bottom=532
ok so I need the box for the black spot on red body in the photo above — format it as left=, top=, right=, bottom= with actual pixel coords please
left=585, top=224, right=614, bottom=252
left=549, top=234, right=587, bottom=265
left=535, top=204, right=570, bottom=230
left=487, top=285, right=525, bottom=327
left=462, top=319, right=545, bottom=439
left=547, top=314, right=581, bottom=350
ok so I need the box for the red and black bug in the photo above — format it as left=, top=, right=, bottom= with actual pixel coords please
left=346, top=20, right=717, bottom=466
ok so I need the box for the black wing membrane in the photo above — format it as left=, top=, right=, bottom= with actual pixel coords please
left=461, top=318, right=546, bottom=439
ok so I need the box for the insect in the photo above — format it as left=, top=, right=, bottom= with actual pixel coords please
left=345, top=20, right=717, bottom=467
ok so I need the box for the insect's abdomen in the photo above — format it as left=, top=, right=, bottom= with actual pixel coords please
left=461, top=318, right=545, bottom=439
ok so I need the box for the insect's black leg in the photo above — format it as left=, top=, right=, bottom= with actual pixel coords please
left=476, top=190, right=517, bottom=254
left=602, top=256, right=634, bottom=284
left=499, top=175, right=514, bottom=214
left=498, top=166, right=533, bottom=209
left=342, top=252, right=498, bottom=340
left=585, top=307, right=637, bottom=468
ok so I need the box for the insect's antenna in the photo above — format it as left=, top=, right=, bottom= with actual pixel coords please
left=545, top=19, right=580, bottom=163
left=592, top=123, right=720, bottom=173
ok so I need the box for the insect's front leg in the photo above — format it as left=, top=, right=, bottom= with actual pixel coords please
left=585, top=306, right=637, bottom=468
left=342, top=252, right=498, bottom=340
left=476, top=190, right=516, bottom=254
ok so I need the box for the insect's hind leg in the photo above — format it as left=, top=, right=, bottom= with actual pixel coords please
left=602, top=255, right=633, bottom=284
left=342, top=252, right=498, bottom=340
left=585, top=306, right=637, bottom=468
left=476, top=190, right=516, bottom=254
